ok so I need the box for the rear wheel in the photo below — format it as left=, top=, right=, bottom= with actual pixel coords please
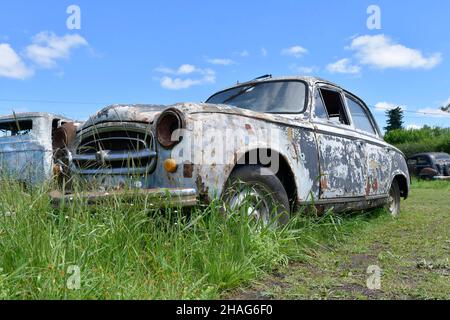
left=386, top=180, right=401, bottom=217
left=222, top=165, right=290, bottom=227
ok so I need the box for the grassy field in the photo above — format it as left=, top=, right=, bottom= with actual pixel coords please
left=231, top=179, right=450, bottom=300
left=0, top=179, right=448, bottom=299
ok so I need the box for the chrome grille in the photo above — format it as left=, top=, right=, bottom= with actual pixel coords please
left=72, top=124, right=157, bottom=175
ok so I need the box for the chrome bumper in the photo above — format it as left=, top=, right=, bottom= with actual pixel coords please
left=433, top=176, right=450, bottom=180
left=50, top=188, right=198, bottom=207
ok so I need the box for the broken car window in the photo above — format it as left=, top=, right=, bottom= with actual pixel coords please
left=345, top=96, right=377, bottom=135
left=0, top=120, right=33, bottom=138
left=319, top=88, right=350, bottom=125
left=206, top=81, right=307, bottom=113
left=313, top=90, right=328, bottom=119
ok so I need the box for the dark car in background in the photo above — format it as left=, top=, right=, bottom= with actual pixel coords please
left=407, top=152, right=450, bottom=180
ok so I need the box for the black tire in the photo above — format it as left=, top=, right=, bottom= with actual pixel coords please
left=222, top=165, right=290, bottom=226
left=386, top=180, right=401, bottom=217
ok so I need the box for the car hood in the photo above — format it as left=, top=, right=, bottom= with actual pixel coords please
left=81, top=102, right=309, bottom=130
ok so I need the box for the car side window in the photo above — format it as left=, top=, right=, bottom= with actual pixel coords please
left=0, top=120, right=33, bottom=137
left=313, top=90, right=328, bottom=119
left=417, top=157, right=430, bottom=165
left=345, top=96, right=377, bottom=135
left=318, top=88, right=350, bottom=125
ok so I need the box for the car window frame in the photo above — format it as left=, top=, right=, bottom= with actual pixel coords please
left=205, top=79, right=310, bottom=115
left=311, top=87, right=330, bottom=120
left=0, top=118, right=34, bottom=139
left=344, top=93, right=379, bottom=138
left=311, top=83, right=352, bottom=128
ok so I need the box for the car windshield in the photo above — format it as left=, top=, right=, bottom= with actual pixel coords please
left=206, top=81, right=307, bottom=113
left=436, top=154, right=450, bottom=161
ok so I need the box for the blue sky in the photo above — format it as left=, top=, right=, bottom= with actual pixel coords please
left=1, top=0, right=449, bottom=129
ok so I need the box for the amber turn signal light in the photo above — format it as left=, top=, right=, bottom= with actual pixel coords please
left=164, top=159, right=178, bottom=173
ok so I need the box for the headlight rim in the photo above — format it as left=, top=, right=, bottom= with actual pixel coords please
left=155, top=108, right=185, bottom=149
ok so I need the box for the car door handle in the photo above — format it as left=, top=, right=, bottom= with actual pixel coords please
left=356, top=139, right=365, bottom=148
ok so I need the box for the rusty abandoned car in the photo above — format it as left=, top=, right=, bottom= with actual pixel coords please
left=51, top=76, right=410, bottom=221
left=0, top=112, right=77, bottom=186
left=407, top=152, right=450, bottom=180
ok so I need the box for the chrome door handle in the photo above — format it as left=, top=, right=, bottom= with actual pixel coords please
left=356, top=139, right=366, bottom=148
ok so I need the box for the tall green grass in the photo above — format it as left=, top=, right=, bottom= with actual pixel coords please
left=0, top=179, right=387, bottom=300
left=410, top=177, right=450, bottom=190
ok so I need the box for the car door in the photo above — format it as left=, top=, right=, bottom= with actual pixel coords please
left=0, top=117, right=50, bottom=184
left=416, top=155, right=432, bottom=174
left=311, top=85, right=367, bottom=199
left=344, top=94, right=391, bottom=196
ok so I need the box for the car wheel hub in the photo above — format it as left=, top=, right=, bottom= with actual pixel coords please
left=228, top=185, right=271, bottom=225
left=388, top=188, right=398, bottom=216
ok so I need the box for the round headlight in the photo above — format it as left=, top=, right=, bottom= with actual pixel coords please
left=156, top=109, right=185, bottom=148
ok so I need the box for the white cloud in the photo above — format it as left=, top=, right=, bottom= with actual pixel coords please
left=282, top=45, right=308, bottom=58
left=155, top=64, right=215, bottom=90
left=375, top=102, right=407, bottom=112
left=178, top=64, right=196, bottom=74
left=155, top=64, right=204, bottom=75
left=0, top=43, right=34, bottom=79
left=206, top=58, right=235, bottom=66
left=291, top=64, right=318, bottom=74
left=160, top=77, right=203, bottom=90
left=416, top=108, right=450, bottom=118
left=350, top=34, right=442, bottom=70
left=326, top=58, right=360, bottom=74
left=25, top=31, right=88, bottom=68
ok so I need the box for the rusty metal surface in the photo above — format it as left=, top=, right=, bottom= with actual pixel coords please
left=67, top=76, right=410, bottom=212
left=49, top=187, right=198, bottom=207
left=0, top=112, right=75, bottom=185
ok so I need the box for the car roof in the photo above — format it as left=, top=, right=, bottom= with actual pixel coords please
left=409, top=152, right=450, bottom=159
left=211, top=75, right=345, bottom=93
left=206, top=75, right=370, bottom=108
left=0, top=112, right=70, bottom=121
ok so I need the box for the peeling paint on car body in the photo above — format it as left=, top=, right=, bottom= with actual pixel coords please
left=65, top=76, right=410, bottom=212
left=0, top=112, right=76, bottom=185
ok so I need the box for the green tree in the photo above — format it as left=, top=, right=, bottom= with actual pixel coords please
left=384, top=107, right=404, bottom=132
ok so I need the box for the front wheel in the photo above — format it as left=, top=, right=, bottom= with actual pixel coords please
left=386, top=180, right=401, bottom=217
left=222, top=165, right=290, bottom=227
